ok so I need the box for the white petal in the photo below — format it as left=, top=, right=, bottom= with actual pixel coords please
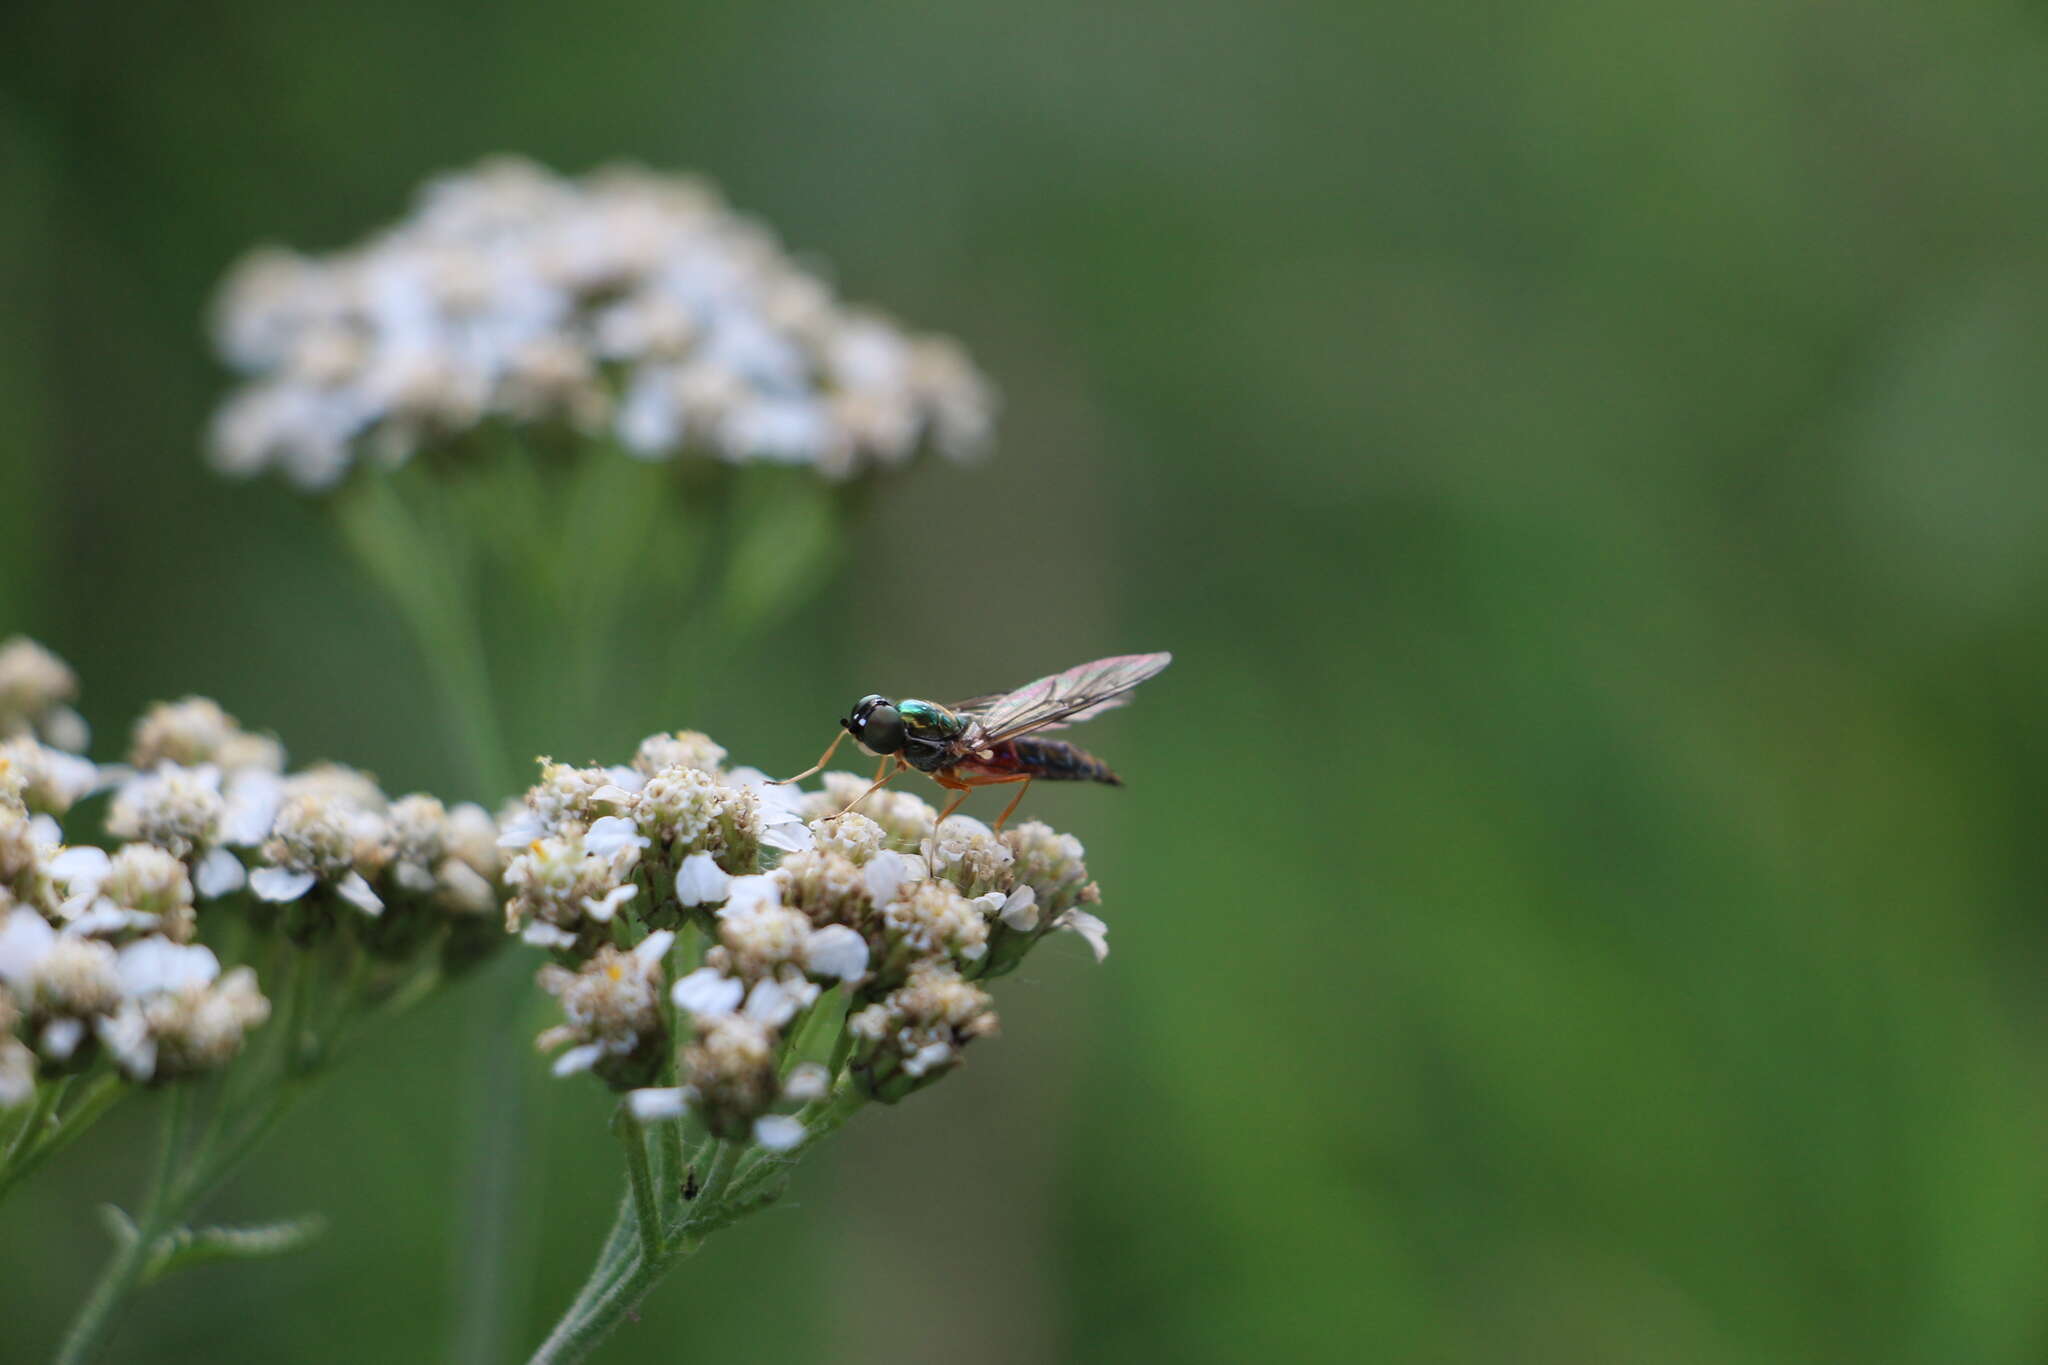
left=393, top=861, right=439, bottom=894
left=674, top=851, right=730, bottom=907
left=0, top=1048, right=35, bottom=1107
left=580, top=883, right=638, bottom=923
left=218, top=771, right=284, bottom=845
left=248, top=866, right=317, bottom=903
left=628, top=1087, right=689, bottom=1122
left=27, top=814, right=60, bottom=851
left=40, top=1017, right=85, bottom=1061
left=670, top=967, right=743, bottom=1017
left=194, top=846, right=248, bottom=899
left=938, top=814, right=994, bottom=840
left=0, top=909, right=56, bottom=983
left=862, top=851, right=910, bottom=907
left=96, top=1007, right=156, bottom=1080
left=730, top=767, right=803, bottom=820
left=46, top=845, right=112, bottom=892
left=1056, top=909, right=1110, bottom=962
left=781, top=1062, right=831, bottom=1103
left=522, top=922, right=579, bottom=950
left=584, top=815, right=650, bottom=860
left=752, top=1114, right=805, bottom=1151
left=761, top=820, right=814, bottom=853
left=902, top=1041, right=953, bottom=1078
left=999, top=885, right=1039, bottom=931
left=802, top=924, right=869, bottom=981
left=116, top=938, right=219, bottom=996
left=552, top=1043, right=604, bottom=1077
left=40, top=752, right=105, bottom=805
left=336, top=871, right=384, bottom=917
left=632, top=930, right=676, bottom=967
left=497, top=808, right=548, bottom=848
left=43, top=707, right=89, bottom=754
left=67, top=905, right=155, bottom=937
left=719, top=874, right=781, bottom=917
left=743, top=978, right=805, bottom=1027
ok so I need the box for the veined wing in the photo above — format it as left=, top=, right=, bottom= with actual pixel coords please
left=956, top=652, right=1172, bottom=745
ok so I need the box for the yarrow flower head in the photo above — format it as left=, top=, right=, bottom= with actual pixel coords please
left=207, top=158, right=995, bottom=489
left=0, top=637, right=507, bottom=1120
left=0, top=637, right=88, bottom=752
left=520, top=736, right=1116, bottom=1147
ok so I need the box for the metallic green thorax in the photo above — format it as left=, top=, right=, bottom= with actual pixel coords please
left=892, top=698, right=966, bottom=773
left=897, top=699, right=966, bottom=741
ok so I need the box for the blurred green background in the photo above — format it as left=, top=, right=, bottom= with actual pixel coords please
left=8, top=1, right=2048, bottom=1361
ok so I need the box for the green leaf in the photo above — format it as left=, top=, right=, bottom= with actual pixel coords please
left=141, top=1214, right=328, bottom=1284
left=781, top=984, right=847, bottom=1076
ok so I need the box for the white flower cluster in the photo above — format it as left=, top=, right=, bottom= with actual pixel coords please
left=0, top=637, right=89, bottom=753
left=0, top=907, right=270, bottom=1095
left=208, top=158, right=995, bottom=489
left=500, top=736, right=805, bottom=955
left=0, top=644, right=511, bottom=1109
left=104, top=700, right=504, bottom=942
left=0, top=680, right=271, bottom=1101
left=521, top=738, right=1112, bottom=1146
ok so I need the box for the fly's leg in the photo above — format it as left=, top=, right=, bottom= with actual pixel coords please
left=930, top=772, right=1034, bottom=831
left=990, top=775, right=1035, bottom=832
left=773, top=729, right=850, bottom=786
left=931, top=772, right=975, bottom=825
left=842, top=755, right=907, bottom=815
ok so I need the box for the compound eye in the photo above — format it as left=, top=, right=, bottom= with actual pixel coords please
left=856, top=702, right=903, bottom=754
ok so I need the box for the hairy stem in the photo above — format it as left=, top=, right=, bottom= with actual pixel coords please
left=54, top=1087, right=192, bottom=1365
left=619, top=1112, right=662, bottom=1264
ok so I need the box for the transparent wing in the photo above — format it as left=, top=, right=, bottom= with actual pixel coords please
left=955, top=652, right=1172, bottom=745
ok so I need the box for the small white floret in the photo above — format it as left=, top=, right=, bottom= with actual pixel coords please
left=674, top=851, right=730, bottom=907
left=671, top=967, right=744, bottom=1018
left=782, top=1062, right=831, bottom=1103
left=580, top=884, right=638, bottom=923
left=802, top=924, right=869, bottom=981
left=753, top=1114, right=805, bottom=1151
left=336, top=871, right=385, bottom=917
left=628, top=1087, right=689, bottom=1122
left=248, top=866, right=317, bottom=903
left=552, top=1043, right=604, bottom=1077
left=194, top=846, right=248, bottom=898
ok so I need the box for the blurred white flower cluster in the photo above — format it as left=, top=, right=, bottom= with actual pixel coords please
left=0, top=643, right=508, bottom=1110
left=513, top=733, right=1108, bottom=1149
left=208, top=158, right=995, bottom=489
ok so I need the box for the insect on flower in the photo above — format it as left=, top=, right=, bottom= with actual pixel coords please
left=776, top=653, right=1172, bottom=830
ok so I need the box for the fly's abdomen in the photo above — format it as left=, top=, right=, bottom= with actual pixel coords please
left=994, top=737, right=1123, bottom=785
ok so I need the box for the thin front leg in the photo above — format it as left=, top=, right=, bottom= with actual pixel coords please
left=842, top=756, right=907, bottom=814
left=773, top=729, right=850, bottom=785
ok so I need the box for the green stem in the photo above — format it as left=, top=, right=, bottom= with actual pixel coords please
left=334, top=471, right=514, bottom=799
left=0, top=1073, right=124, bottom=1208
left=54, top=1087, right=193, bottom=1365
left=4, top=1074, right=66, bottom=1164
left=338, top=469, right=533, bottom=1365
left=617, top=1111, right=662, bottom=1264
left=527, top=1240, right=686, bottom=1365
